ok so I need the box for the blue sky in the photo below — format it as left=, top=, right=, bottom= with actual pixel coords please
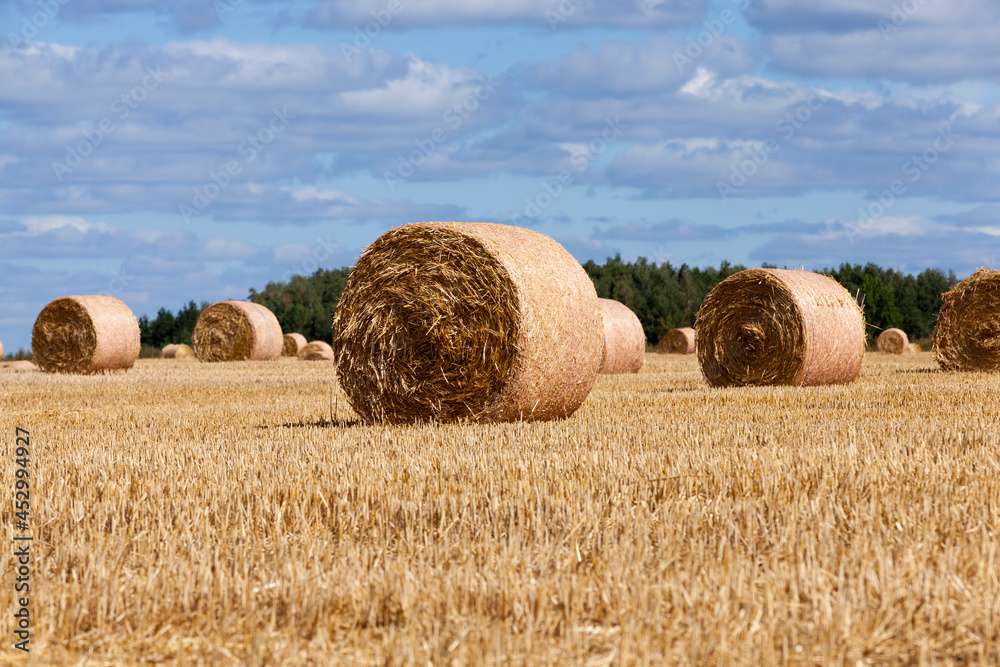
left=2, top=0, right=999, bottom=352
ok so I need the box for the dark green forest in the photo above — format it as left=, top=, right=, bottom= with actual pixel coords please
left=136, top=259, right=958, bottom=350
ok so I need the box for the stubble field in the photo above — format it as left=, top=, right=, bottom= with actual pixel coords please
left=1, top=352, right=998, bottom=665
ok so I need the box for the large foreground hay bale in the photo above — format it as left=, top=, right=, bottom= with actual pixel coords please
left=283, top=333, right=307, bottom=357
left=877, top=328, right=909, bottom=354
left=695, top=268, right=865, bottom=387
left=332, top=222, right=603, bottom=424
left=162, top=343, right=196, bottom=360
left=932, top=269, right=1000, bottom=371
left=299, top=340, right=335, bottom=361
left=32, top=295, right=140, bottom=374
left=597, top=298, right=644, bottom=374
left=192, top=301, right=283, bottom=362
left=657, top=327, right=696, bottom=354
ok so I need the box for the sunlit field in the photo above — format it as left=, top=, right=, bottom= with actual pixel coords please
left=1, top=352, right=998, bottom=665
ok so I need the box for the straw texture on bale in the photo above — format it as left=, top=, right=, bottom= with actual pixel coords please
left=657, top=327, right=696, bottom=355
left=0, top=339, right=3, bottom=358
left=932, top=268, right=1000, bottom=371
left=877, top=328, right=909, bottom=354
left=162, top=343, right=196, bottom=360
left=331, top=222, right=604, bottom=424
left=695, top=269, right=865, bottom=387
left=906, top=342, right=922, bottom=354
left=32, top=295, right=140, bottom=374
left=282, top=333, right=307, bottom=357
left=192, top=301, right=283, bottom=363
left=299, top=340, right=335, bottom=361
left=597, top=298, right=645, bottom=374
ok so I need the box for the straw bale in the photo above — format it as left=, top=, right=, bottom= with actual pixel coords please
left=932, top=268, right=1000, bottom=371
left=0, top=339, right=3, bottom=358
left=877, top=328, right=909, bottom=354
left=597, top=298, right=644, bottom=374
left=283, top=333, right=307, bottom=357
left=192, top=301, right=283, bottom=362
left=656, top=327, right=696, bottom=354
left=1, top=361, right=37, bottom=371
left=299, top=340, right=335, bottom=361
left=695, top=268, right=865, bottom=387
left=31, top=295, right=140, bottom=374
left=162, top=343, right=196, bottom=360
left=906, top=342, right=922, bottom=354
left=331, top=222, right=603, bottom=424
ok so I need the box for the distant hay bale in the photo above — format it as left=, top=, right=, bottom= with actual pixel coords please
left=282, top=333, right=307, bottom=357
left=695, top=268, right=865, bottom=387
left=162, top=343, right=196, bottom=360
left=1, top=361, right=37, bottom=371
left=932, top=268, right=1000, bottom=371
left=597, top=298, right=644, bottom=374
left=192, top=301, right=283, bottom=362
left=0, top=339, right=3, bottom=358
left=656, top=327, right=696, bottom=355
left=906, top=342, right=922, bottom=354
left=31, top=296, right=140, bottom=374
left=332, top=222, right=603, bottom=424
left=299, top=340, right=335, bottom=361
left=877, top=328, right=909, bottom=354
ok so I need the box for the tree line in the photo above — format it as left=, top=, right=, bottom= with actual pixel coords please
left=133, top=260, right=958, bottom=351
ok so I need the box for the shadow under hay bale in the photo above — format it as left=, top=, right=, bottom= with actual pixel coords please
left=283, top=333, right=307, bottom=357
left=597, top=298, right=644, bottom=374
left=332, top=222, right=603, bottom=424
left=192, top=301, right=283, bottom=362
left=162, top=343, right=196, bottom=360
left=695, top=268, right=865, bottom=387
left=932, top=268, right=1000, bottom=371
left=32, top=295, right=140, bottom=374
left=299, top=340, right=335, bottom=361
left=657, top=327, right=696, bottom=355
left=877, top=328, right=909, bottom=354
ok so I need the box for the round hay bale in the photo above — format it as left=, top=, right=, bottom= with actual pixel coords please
left=905, top=342, right=922, bottom=354
left=877, top=328, right=909, bottom=354
left=656, top=327, right=696, bottom=354
left=597, top=298, right=644, bottom=374
left=695, top=268, right=865, bottom=387
left=331, top=222, right=604, bottom=424
left=162, top=343, right=195, bottom=360
left=283, top=333, right=307, bottom=357
left=0, top=339, right=3, bottom=358
left=192, top=301, right=283, bottom=362
left=299, top=340, right=335, bottom=361
left=2, top=361, right=37, bottom=371
left=31, top=295, right=140, bottom=374
left=932, top=268, right=1000, bottom=371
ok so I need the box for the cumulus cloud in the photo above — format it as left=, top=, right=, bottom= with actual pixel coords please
left=304, top=0, right=708, bottom=30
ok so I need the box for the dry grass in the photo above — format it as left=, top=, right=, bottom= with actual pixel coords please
left=0, top=352, right=998, bottom=665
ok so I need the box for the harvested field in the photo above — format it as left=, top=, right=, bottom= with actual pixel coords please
left=0, top=351, right=998, bottom=664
